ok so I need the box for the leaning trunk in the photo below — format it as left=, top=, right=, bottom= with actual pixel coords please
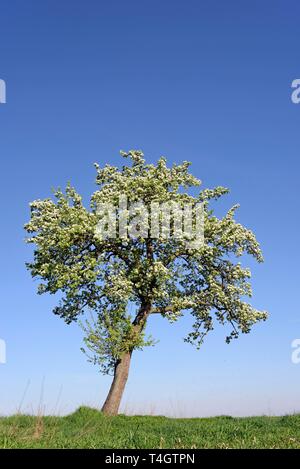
left=102, top=301, right=152, bottom=416
left=101, top=351, right=132, bottom=416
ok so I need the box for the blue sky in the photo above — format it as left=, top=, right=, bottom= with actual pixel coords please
left=1, top=0, right=300, bottom=416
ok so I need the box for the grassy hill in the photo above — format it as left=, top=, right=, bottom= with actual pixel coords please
left=0, top=406, right=300, bottom=449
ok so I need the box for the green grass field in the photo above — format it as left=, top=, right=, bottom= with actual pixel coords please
left=0, top=406, right=299, bottom=449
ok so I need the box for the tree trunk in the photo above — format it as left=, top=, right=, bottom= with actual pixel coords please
left=101, top=301, right=152, bottom=416
left=101, top=351, right=132, bottom=416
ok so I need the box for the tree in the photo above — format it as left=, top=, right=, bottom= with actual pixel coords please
left=25, top=150, right=267, bottom=415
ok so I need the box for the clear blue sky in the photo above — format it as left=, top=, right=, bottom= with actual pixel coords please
left=1, top=0, right=300, bottom=417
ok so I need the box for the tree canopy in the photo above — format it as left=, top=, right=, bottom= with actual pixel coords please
left=25, top=150, right=267, bottom=377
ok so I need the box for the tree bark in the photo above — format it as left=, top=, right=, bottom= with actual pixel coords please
left=101, top=351, right=132, bottom=416
left=101, top=301, right=152, bottom=416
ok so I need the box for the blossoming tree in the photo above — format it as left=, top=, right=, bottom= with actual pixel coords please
left=25, top=151, right=267, bottom=415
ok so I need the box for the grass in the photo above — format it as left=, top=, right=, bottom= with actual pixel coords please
left=0, top=406, right=300, bottom=449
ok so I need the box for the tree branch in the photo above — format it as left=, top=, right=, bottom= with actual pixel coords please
left=149, top=305, right=173, bottom=314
